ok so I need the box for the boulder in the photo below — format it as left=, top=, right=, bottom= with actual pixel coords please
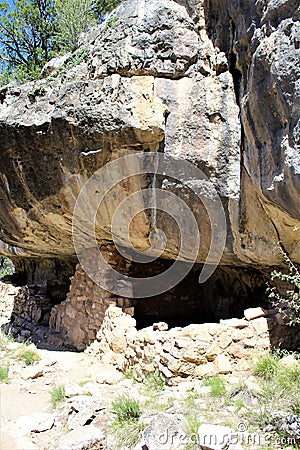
left=57, top=425, right=104, bottom=450
left=16, top=413, right=54, bottom=434
left=198, top=424, right=238, bottom=450
left=143, top=414, right=187, bottom=450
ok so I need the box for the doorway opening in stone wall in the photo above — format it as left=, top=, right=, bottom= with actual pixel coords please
left=130, top=259, right=271, bottom=330
left=1, top=258, right=76, bottom=351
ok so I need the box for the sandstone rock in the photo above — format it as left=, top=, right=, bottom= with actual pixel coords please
left=250, top=317, right=269, bottom=334
left=214, top=354, right=232, bottom=374
left=57, top=425, right=104, bottom=450
left=143, top=414, right=187, bottom=450
left=16, top=413, right=54, bottom=434
left=220, top=319, right=249, bottom=329
left=110, top=328, right=127, bottom=353
left=64, top=380, right=84, bottom=398
left=41, top=53, right=71, bottom=77
left=205, top=344, right=222, bottom=362
left=217, top=333, right=232, bottom=350
left=244, top=308, right=267, bottom=321
left=153, top=322, right=169, bottom=331
left=160, top=365, right=173, bottom=379
left=21, top=364, right=44, bottom=380
left=96, top=368, right=123, bottom=385
left=180, top=325, right=213, bottom=343
left=228, top=345, right=250, bottom=360
left=0, top=0, right=299, bottom=373
left=68, top=407, right=96, bottom=430
left=0, top=0, right=299, bottom=315
left=181, top=347, right=207, bottom=364
left=142, top=328, right=159, bottom=345
left=66, top=395, right=95, bottom=412
left=235, top=358, right=251, bottom=372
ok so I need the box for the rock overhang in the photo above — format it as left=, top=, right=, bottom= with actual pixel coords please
left=0, top=0, right=299, bottom=268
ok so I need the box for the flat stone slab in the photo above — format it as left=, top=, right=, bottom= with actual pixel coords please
left=16, top=412, right=54, bottom=434
left=57, top=425, right=104, bottom=450
left=244, top=307, right=267, bottom=321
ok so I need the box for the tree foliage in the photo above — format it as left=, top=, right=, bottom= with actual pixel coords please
left=0, top=256, right=14, bottom=279
left=0, top=0, right=121, bottom=83
left=0, top=0, right=56, bottom=81
left=55, top=0, right=96, bottom=52
left=95, top=0, right=120, bottom=17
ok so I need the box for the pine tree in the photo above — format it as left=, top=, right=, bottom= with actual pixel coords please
left=0, top=0, right=56, bottom=82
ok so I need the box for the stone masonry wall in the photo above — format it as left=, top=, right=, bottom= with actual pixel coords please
left=0, top=281, right=21, bottom=326
left=49, top=247, right=134, bottom=350
left=0, top=282, right=55, bottom=334
left=87, top=306, right=300, bottom=384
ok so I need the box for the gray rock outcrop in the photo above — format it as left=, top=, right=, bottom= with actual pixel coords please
left=0, top=0, right=299, bottom=271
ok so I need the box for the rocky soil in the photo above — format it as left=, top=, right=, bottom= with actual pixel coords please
left=1, top=335, right=299, bottom=450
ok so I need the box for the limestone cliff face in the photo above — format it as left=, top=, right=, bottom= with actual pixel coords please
left=0, top=0, right=299, bottom=268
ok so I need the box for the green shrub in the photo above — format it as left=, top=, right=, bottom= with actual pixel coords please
left=111, top=396, right=141, bottom=424
left=184, top=413, right=202, bottom=448
left=0, top=366, right=9, bottom=384
left=106, top=15, right=119, bottom=29
left=247, top=352, right=300, bottom=435
left=113, top=420, right=145, bottom=448
left=267, top=246, right=300, bottom=325
left=0, top=257, right=14, bottom=279
left=203, top=376, right=226, bottom=397
left=143, top=367, right=165, bottom=393
left=15, top=346, right=41, bottom=366
left=51, top=385, right=66, bottom=408
left=254, top=352, right=280, bottom=380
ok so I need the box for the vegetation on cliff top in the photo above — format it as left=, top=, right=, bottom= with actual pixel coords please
left=0, top=0, right=121, bottom=84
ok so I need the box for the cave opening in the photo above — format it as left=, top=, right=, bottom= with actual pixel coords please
left=130, top=260, right=271, bottom=330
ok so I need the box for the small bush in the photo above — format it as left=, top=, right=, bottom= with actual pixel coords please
left=0, top=257, right=14, bottom=279
left=15, top=346, right=41, bottom=366
left=254, top=352, right=280, bottom=380
left=185, top=388, right=199, bottom=408
left=51, top=385, right=66, bottom=408
left=143, top=367, right=165, bottom=393
left=0, top=330, right=14, bottom=351
left=106, top=15, right=119, bottom=29
left=247, top=352, right=300, bottom=436
left=0, top=366, right=9, bottom=384
left=111, top=396, right=141, bottom=424
left=184, top=413, right=202, bottom=448
left=113, top=420, right=145, bottom=448
left=267, top=245, right=300, bottom=325
left=203, top=376, right=226, bottom=397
